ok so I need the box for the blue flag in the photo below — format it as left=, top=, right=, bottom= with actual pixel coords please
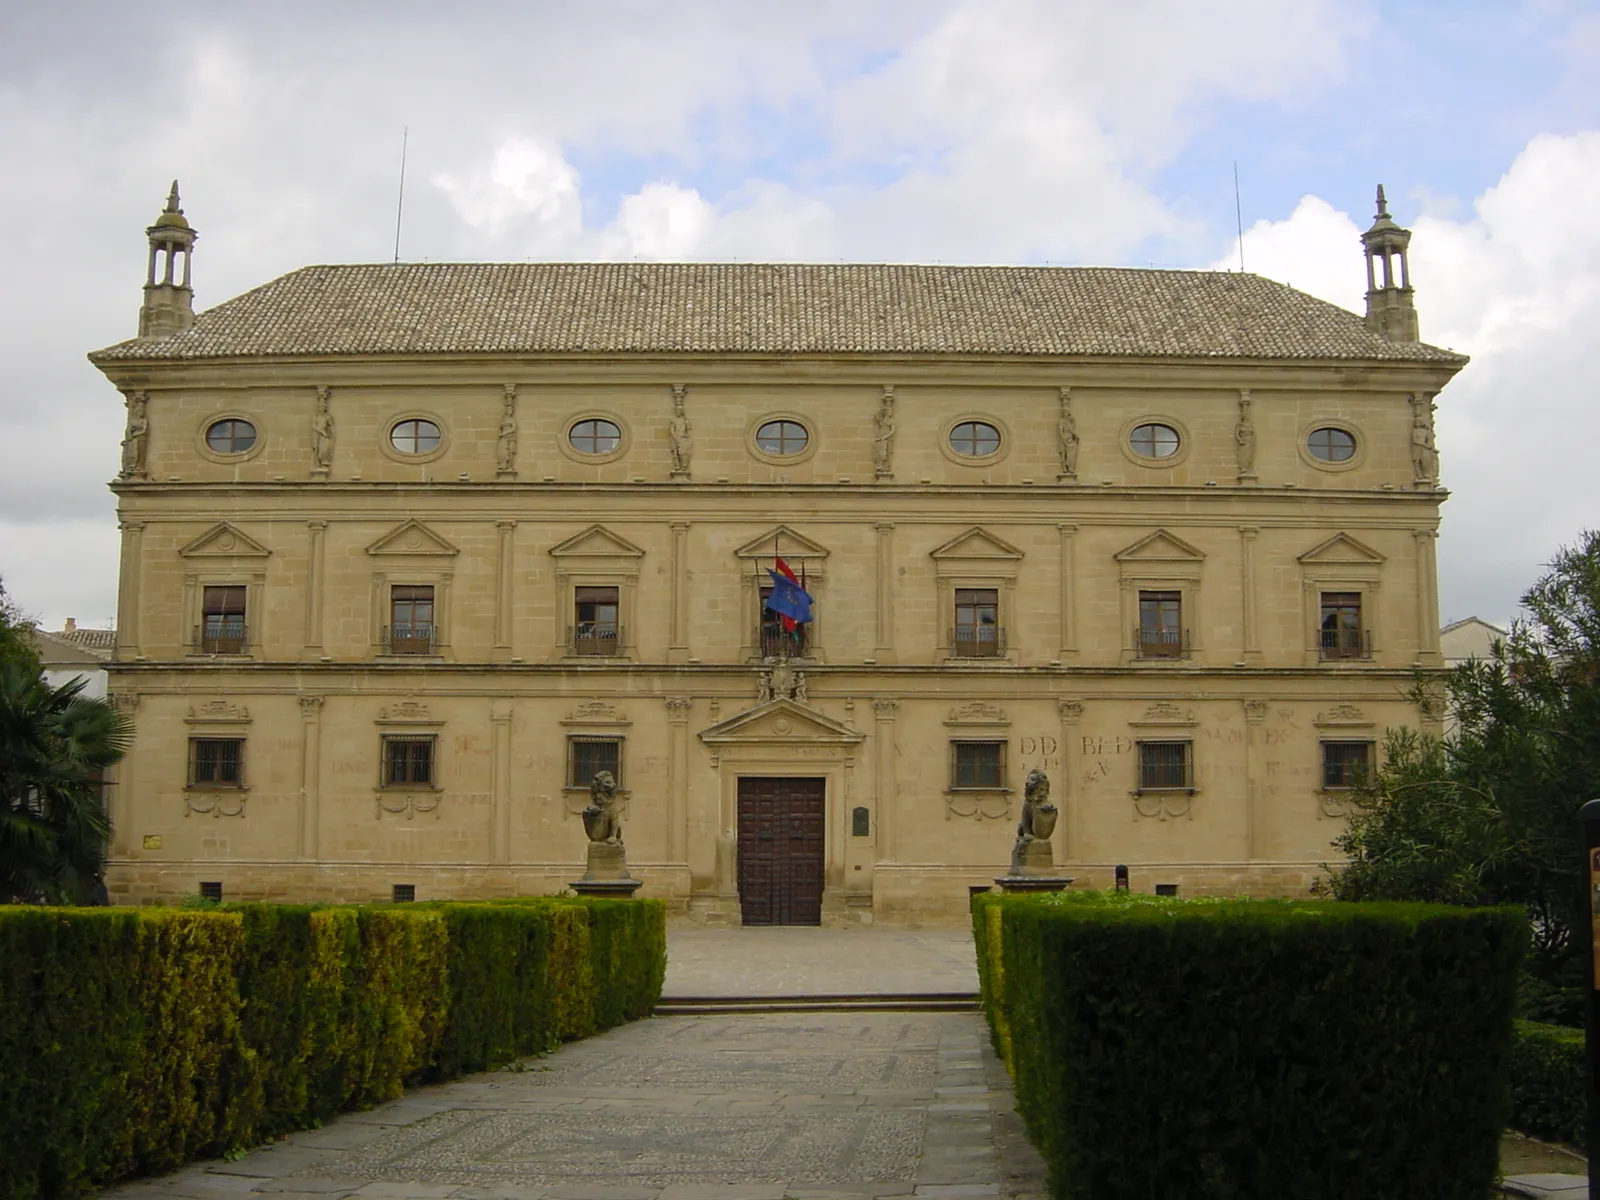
left=765, top=568, right=813, bottom=624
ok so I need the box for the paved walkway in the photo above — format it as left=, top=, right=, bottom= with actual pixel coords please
left=98, top=929, right=1043, bottom=1200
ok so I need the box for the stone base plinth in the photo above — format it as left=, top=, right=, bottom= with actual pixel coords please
left=569, top=878, right=643, bottom=897
left=1009, top=837, right=1057, bottom=877
left=583, top=841, right=630, bottom=882
left=994, top=875, right=1075, bottom=894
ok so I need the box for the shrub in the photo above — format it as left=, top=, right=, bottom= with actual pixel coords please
left=0, top=896, right=665, bottom=1199
left=1509, top=1019, right=1585, bottom=1145
left=973, top=891, right=1524, bottom=1200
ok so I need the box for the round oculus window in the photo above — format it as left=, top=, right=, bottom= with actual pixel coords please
left=390, top=418, right=442, bottom=455
left=948, top=421, right=1002, bottom=457
left=1129, top=422, right=1181, bottom=459
left=205, top=418, right=257, bottom=454
left=756, top=420, right=809, bottom=456
left=1307, top=427, right=1357, bottom=462
left=568, top=418, right=622, bottom=455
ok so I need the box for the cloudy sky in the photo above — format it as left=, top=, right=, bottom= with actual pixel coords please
left=2, top=0, right=1597, bottom=632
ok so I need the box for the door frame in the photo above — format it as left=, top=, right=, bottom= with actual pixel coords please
left=736, top=775, right=828, bottom=926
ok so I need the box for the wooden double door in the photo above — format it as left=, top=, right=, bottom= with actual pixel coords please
left=737, top=777, right=826, bottom=926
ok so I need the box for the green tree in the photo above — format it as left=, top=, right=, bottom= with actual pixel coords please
left=1325, top=531, right=1600, bottom=993
left=0, top=577, right=40, bottom=673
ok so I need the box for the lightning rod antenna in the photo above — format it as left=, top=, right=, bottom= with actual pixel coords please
left=393, top=127, right=409, bottom=263
left=1233, top=161, right=1245, bottom=273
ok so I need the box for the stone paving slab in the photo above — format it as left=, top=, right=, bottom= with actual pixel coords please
left=94, top=1010, right=1045, bottom=1200
left=660, top=930, right=979, bottom=999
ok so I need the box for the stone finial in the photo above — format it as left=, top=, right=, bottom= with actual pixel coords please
left=1374, top=183, right=1388, bottom=218
left=139, top=181, right=198, bottom=337
left=1361, top=182, right=1419, bottom=343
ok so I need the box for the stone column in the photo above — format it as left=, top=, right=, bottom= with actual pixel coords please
left=874, top=523, right=896, bottom=662
left=1057, top=523, right=1077, bottom=660
left=304, top=520, right=326, bottom=655
left=666, top=696, right=691, bottom=861
left=107, top=692, right=139, bottom=858
left=297, top=695, right=324, bottom=860
left=873, top=698, right=899, bottom=861
left=1414, top=528, right=1442, bottom=665
left=494, top=520, right=516, bottom=655
left=1243, top=699, right=1268, bottom=860
left=115, top=520, right=144, bottom=660
left=490, top=701, right=512, bottom=864
left=1239, top=526, right=1260, bottom=662
left=1057, top=699, right=1082, bottom=859
left=669, top=522, right=690, bottom=663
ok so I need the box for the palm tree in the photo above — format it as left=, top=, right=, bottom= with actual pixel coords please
left=0, top=664, right=132, bottom=904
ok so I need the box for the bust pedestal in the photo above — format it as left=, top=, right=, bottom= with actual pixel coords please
left=570, top=841, right=641, bottom=897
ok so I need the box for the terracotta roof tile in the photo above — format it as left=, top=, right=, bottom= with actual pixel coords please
left=91, top=262, right=1466, bottom=364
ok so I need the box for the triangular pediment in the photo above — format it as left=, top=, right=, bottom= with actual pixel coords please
left=179, top=522, right=271, bottom=559
left=1114, top=529, right=1206, bottom=563
left=548, top=524, right=645, bottom=559
left=366, top=519, right=459, bottom=557
left=929, top=526, right=1024, bottom=561
left=734, top=525, right=830, bottom=561
left=698, top=698, right=864, bottom=746
left=1298, top=532, right=1385, bottom=565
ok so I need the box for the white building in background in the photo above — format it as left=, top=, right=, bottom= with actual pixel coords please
left=1440, top=617, right=1507, bottom=667
left=32, top=619, right=115, bottom=699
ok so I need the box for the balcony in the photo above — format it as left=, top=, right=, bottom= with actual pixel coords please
left=757, top=626, right=809, bottom=659
left=193, top=620, right=248, bottom=655
left=1135, top=627, right=1191, bottom=659
left=569, top=623, right=623, bottom=657
left=1319, top=628, right=1373, bottom=661
left=382, top=623, right=437, bottom=655
left=950, top=626, right=1005, bottom=658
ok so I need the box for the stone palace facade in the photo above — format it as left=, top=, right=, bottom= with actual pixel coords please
left=91, top=185, right=1465, bottom=921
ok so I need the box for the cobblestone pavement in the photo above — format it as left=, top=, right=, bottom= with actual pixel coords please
left=661, top=928, right=980, bottom=998
left=97, top=931, right=1044, bottom=1200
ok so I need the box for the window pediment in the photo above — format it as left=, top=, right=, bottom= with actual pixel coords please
left=1114, top=529, right=1206, bottom=565
left=929, top=526, right=1025, bottom=562
left=698, top=698, right=864, bottom=746
left=548, top=524, right=645, bottom=560
left=366, top=520, right=459, bottom=558
left=1298, top=533, right=1386, bottom=566
left=735, top=524, right=830, bottom=564
left=179, top=522, right=271, bottom=559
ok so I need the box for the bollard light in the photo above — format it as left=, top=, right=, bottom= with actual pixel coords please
left=1115, top=864, right=1129, bottom=891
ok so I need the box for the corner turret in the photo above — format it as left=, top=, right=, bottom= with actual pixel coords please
left=138, top=181, right=197, bottom=338
left=1361, top=184, right=1418, bottom=343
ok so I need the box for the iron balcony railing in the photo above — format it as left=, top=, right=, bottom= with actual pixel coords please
left=569, top=623, right=623, bottom=657
left=1135, top=627, right=1191, bottom=659
left=1319, top=628, right=1373, bottom=660
left=950, top=626, right=1005, bottom=658
left=194, top=620, right=248, bottom=654
left=382, top=623, right=437, bottom=655
left=757, top=626, right=809, bottom=658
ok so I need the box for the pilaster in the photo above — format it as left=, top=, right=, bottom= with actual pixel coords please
left=1243, top=698, right=1268, bottom=860
left=115, top=520, right=144, bottom=660
left=494, top=520, right=516, bottom=657
left=1239, top=526, right=1260, bottom=662
left=304, top=520, right=326, bottom=655
left=873, top=523, right=896, bottom=663
left=666, top=696, right=691, bottom=861
left=669, top=522, right=690, bottom=662
left=490, top=701, right=512, bottom=864
left=1414, top=528, right=1443, bottom=665
left=297, top=695, right=324, bottom=860
left=1057, top=523, right=1077, bottom=659
left=873, top=698, right=899, bottom=862
left=1057, top=699, right=1082, bottom=858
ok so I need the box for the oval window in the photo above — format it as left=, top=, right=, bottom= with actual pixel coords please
left=949, top=421, right=1002, bottom=457
left=756, top=420, right=809, bottom=456
left=1307, top=427, right=1356, bottom=462
left=390, top=418, right=442, bottom=455
left=205, top=418, right=257, bottom=454
left=1129, top=423, right=1180, bottom=459
left=568, top=418, right=622, bottom=455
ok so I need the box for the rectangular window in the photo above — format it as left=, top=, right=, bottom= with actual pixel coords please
left=951, top=740, right=1005, bottom=789
left=568, top=736, right=622, bottom=788
left=1319, top=592, right=1368, bottom=659
left=388, top=585, right=436, bottom=654
left=573, top=586, right=621, bottom=656
left=189, top=737, right=244, bottom=787
left=759, top=584, right=809, bottom=657
left=381, top=735, right=435, bottom=787
left=392, top=884, right=416, bottom=903
left=1321, top=741, right=1374, bottom=789
left=1138, top=591, right=1185, bottom=658
left=952, top=588, right=1001, bottom=657
left=200, top=585, right=247, bottom=653
left=199, top=881, right=223, bottom=902
left=1137, top=741, right=1193, bottom=791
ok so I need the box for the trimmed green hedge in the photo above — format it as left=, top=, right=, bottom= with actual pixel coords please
left=974, top=891, right=1524, bottom=1200
left=1510, top=1019, right=1585, bottom=1145
left=0, top=896, right=664, bottom=1200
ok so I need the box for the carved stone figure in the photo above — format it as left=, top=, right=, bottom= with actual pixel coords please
left=496, top=385, right=518, bottom=475
left=1009, top=768, right=1061, bottom=875
left=758, top=658, right=806, bottom=703
left=873, top=387, right=896, bottom=476
left=1057, top=387, right=1079, bottom=479
left=119, top=391, right=149, bottom=479
left=1410, top=393, right=1438, bottom=484
left=311, top=386, right=335, bottom=474
left=581, top=771, right=622, bottom=845
left=668, top=384, right=693, bottom=475
left=1235, top=391, right=1257, bottom=478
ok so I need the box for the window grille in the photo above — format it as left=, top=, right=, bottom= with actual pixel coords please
left=1138, top=741, right=1193, bottom=790
left=189, top=738, right=244, bottom=787
left=568, top=737, right=622, bottom=788
left=1321, top=741, right=1374, bottom=789
left=382, top=736, right=435, bottom=787
left=951, top=740, right=1005, bottom=789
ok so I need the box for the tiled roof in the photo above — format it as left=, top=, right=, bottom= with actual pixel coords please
left=31, top=628, right=114, bottom=664
left=56, top=627, right=116, bottom=653
left=91, top=262, right=1466, bottom=364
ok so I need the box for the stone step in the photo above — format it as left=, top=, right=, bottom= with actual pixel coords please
left=655, top=992, right=980, bottom=1015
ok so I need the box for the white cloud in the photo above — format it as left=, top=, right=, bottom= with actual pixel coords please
left=1209, top=132, right=1600, bottom=625
left=433, top=138, right=584, bottom=247
left=598, top=183, right=717, bottom=261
